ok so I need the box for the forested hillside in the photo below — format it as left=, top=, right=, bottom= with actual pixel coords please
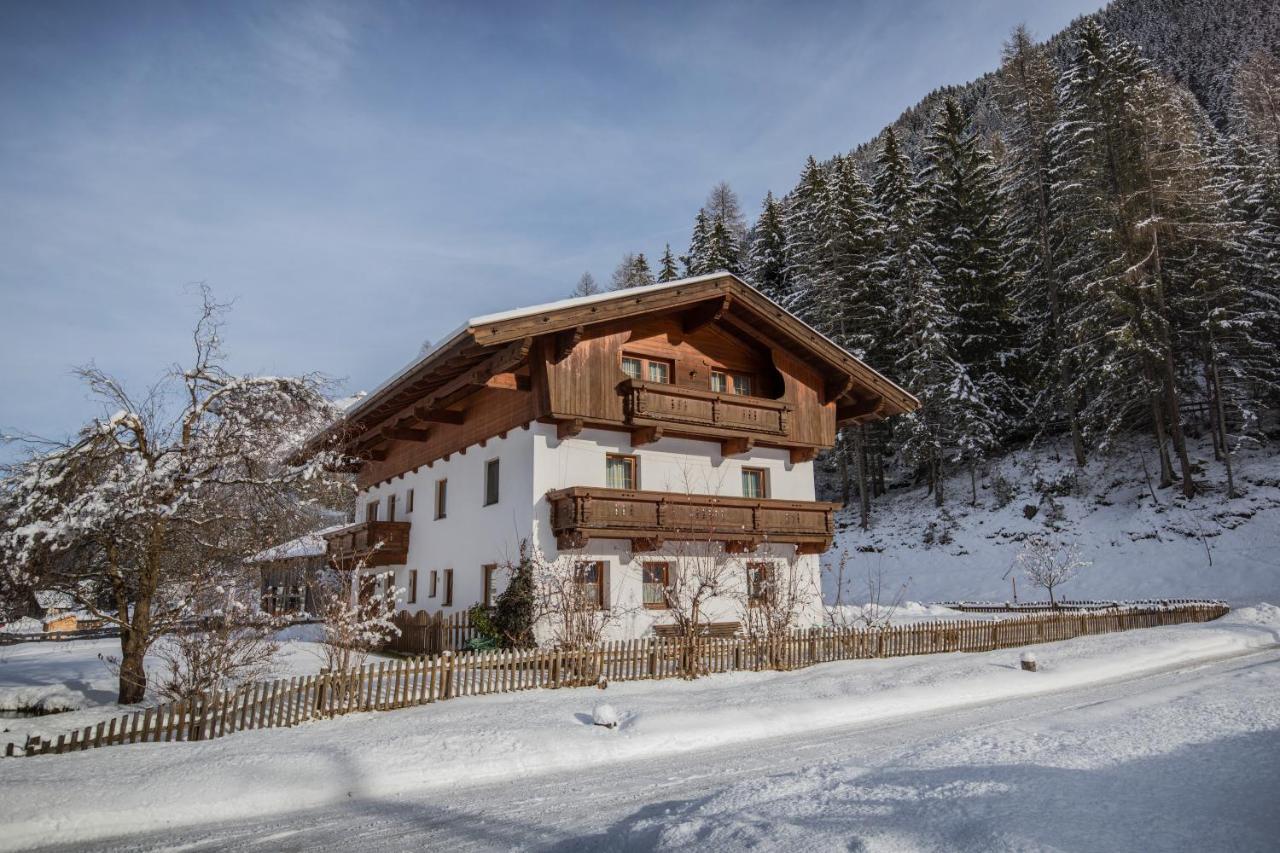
left=599, top=0, right=1280, bottom=529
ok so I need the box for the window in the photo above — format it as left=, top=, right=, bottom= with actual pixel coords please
left=435, top=479, right=447, bottom=519
left=606, top=454, right=637, bottom=490
left=483, top=564, right=498, bottom=608
left=365, top=500, right=380, bottom=522
left=387, top=494, right=397, bottom=522
left=621, top=354, right=672, bottom=384
left=712, top=369, right=754, bottom=396
left=642, top=562, right=670, bottom=609
left=443, top=569, right=454, bottom=607
left=406, top=489, right=415, bottom=514
left=621, top=356, right=642, bottom=381
left=574, top=561, right=606, bottom=610
left=747, top=562, right=770, bottom=606
left=430, top=570, right=438, bottom=598
left=484, top=458, right=500, bottom=506
left=408, top=569, right=418, bottom=605
left=742, top=467, right=768, bottom=499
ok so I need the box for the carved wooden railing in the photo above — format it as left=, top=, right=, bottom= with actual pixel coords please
left=323, top=520, right=412, bottom=569
left=546, top=486, right=838, bottom=555
left=621, top=379, right=792, bottom=437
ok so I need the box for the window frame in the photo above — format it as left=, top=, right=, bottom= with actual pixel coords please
left=621, top=353, right=674, bottom=385
left=435, top=479, right=447, bottom=520
left=641, top=561, right=671, bottom=610
left=605, top=453, right=638, bottom=490
left=711, top=368, right=755, bottom=397
left=741, top=466, right=769, bottom=499
left=407, top=569, right=418, bottom=605
left=482, top=563, right=498, bottom=608
left=573, top=560, right=607, bottom=610
left=746, top=561, right=771, bottom=607
left=443, top=569, right=454, bottom=607
left=429, top=570, right=438, bottom=598
left=387, top=493, right=397, bottom=523
left=406, top=488, right=415, bottom=514
left=484, top=458, right=500, bottom=506
left=365, top=500, right=380, bottom=523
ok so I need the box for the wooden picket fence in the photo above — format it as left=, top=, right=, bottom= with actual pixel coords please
left=384, top=609, right=476, bottom=656
left=4, top=602, right=1228, bottom=758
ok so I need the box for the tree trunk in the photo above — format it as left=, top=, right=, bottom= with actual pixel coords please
left=1210, top=356, right=1237, bottom=498
left=837, top=428, right=851, bottom=508
left=1146, top=364, right=1174, bottom=488
left=856, top=425, right=871, bottom=530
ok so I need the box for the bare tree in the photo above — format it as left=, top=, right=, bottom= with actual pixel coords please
left=570, top=272, right=600, bottom=298
left=739, top=549, right=819, bottom=668
left=525, top=544, right=624, bottom=649
left=1, top=287, right=345, bottom=703
left=1014, top=537, right=1091, bottom=606
left=311, top=556, right=402, bottom=673
left=825, top=549, right=910, bottom=630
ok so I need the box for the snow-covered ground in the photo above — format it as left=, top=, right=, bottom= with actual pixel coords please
left=828, top=438, right=1280, bottom=606
left=2, top=605, right=1276, bottom=851
left=0, top=625, right=360, bottom=745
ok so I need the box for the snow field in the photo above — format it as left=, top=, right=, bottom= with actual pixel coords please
left=0, top=604, right=1275, bottom=851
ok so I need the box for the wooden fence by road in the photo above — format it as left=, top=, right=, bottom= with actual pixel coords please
left=5, top=603, right=1228, bottom=758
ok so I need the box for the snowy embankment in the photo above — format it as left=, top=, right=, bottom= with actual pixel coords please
left=0, top=627, right=337, bottom=744
left=2, top=606, right=1276, bottom=851
left=828, top=438, right=1280, bottom=605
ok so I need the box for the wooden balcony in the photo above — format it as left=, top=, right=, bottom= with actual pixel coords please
left=546, top=486, right=838, bottom=555
left=323, top=520, right=412, bottom=569
left=621, top=379, right=792, bottom=440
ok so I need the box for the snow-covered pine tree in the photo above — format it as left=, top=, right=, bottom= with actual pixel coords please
left=683, top=209, right=711, bottom=277
left=702, top=213, right=742, bottom=274
left=747, top=192, right=790, bottom=302
left=631, top=252, right=655, bottom=287
left=657, top=243, right=680, bottom=282
left=783, top=156, right=829, bottom=315
left=995, top=24, right=1087, bottom=463
left=919, top=97, right=1020, bottom=440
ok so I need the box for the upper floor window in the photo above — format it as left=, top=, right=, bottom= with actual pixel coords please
left=443, top=569, right=454, bottom=607
left=606, top=454, right=637, bottom=490
left=406, top=488, right=415, bottom=514
left=484, top=458, right=500, bottom=506
left=365, top=500, right=380, bottom=522
left=387, top=494, right=397, bottom=522
left=741, top=467, right=768, bottom=499
left=435, top=479, right=447, bottom=519
left=712, top=370, right=754, bottom=396
left=622, top=354, right=671, bottom=384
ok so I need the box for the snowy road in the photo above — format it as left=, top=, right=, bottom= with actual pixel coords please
left=39, top=646, right=1280, bottom=853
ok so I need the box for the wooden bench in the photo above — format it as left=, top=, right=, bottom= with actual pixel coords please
left=652, top=621, right=741, bottom=639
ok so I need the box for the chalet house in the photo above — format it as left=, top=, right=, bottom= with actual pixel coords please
left=312, top=273, right=916, bottom=640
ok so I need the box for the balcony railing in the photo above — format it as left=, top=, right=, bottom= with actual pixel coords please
left=621, top=379, right=792, bottom=438
left=546, top=486, right=837, bottom=555
left=323, top=520, right=412, bottom=569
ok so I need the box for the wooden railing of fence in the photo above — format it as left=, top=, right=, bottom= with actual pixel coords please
left=384, top=609, right=475, bottom=656
left=4, top=603, right=1228, bottom=758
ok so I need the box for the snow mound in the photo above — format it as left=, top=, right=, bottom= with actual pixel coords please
left=592, top=703, right=620, bottom=729
left=0, top=684, right=88, bottom=713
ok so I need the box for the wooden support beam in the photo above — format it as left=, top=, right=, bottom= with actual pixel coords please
left=413, top=406, right=465, bottom=425
left=367, top=447, right=389, bottom=462
left=630, top=536, right=664, bottom=553
left=557, top=418, right=584, bottom=440
left=631, top=425, right=663, bottom=447
left=557, top=531, right=589, bottom=550
left=823, top=375, right=855, bottom=406
left=382, top=426, right=431, bottom=443
left=789, top=446, right=820, bottom=464
left=411, top=337, right=533, bottom=420
left=836, top=394, right=884, bottom=423
left=553, top=325, right=585, bottom=363
left=796, top=539, right=831, bottom=556
left=681, top=295, right=731, bottom=334
left=485, top=372, right=532, bottom=392
left=720, top=436, right=754, bottom=456
left=724, top=538, right=761, bottom=555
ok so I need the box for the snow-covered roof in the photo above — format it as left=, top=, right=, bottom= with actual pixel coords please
left=247, top=524, right=349, bottom=564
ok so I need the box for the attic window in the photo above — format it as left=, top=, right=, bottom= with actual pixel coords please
left=622, top=354, right=672, bottom=384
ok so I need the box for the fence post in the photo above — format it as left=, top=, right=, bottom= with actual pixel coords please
left=440, top=651, right=454, bottom=700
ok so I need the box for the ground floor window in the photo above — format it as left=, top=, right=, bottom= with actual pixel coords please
left=574, top=561, right=607, bottom=610
left=642, top=562, right=670, bottom=609
left=746, top=561, right=771, bottom=606
left=443, top=569, right=454, bottom=607
left=407, top=569, right=418, bottom=604
left=483, top=563, right=498, bottom=608
left=430, top=569, right=438, bottom=598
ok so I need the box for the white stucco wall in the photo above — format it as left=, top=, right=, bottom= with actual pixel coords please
left=359, top=425, right=535, bottom=616
left=357, top=422, right=826, bottom=637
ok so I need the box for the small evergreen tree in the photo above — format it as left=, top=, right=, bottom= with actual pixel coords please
left=747, top=191, right=790, bottom=301
left=490, top=548, right=536, bottom=648
left=657, top=243, right=680, bottom=282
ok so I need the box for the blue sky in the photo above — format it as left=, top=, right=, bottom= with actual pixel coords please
left=0, top=0, right=1104, bottom=452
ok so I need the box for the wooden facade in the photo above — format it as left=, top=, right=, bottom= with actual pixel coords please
left=303, top=274, right=918, bottom=565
